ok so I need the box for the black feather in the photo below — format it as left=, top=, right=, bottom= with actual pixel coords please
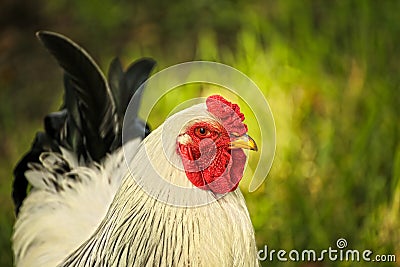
left=36, top=31, right=116, bottom=161
left=44, top=110, right=67, bottom=143
left=108, top=58, right=125, bottom=119
left=121, top=58, right=156, bottom=119
left=108, top=57, right=156, bottom=148
left=62, top=74, right=86, bottom=158
left=12, top=132, right=60, bottom=214
left=12, top=31, right=156, bottom=215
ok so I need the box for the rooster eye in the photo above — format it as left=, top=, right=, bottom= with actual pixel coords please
left=194, top=127, right=211, bottom=137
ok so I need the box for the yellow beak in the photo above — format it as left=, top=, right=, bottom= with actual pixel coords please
left=229, top=134, right=258, bottom=151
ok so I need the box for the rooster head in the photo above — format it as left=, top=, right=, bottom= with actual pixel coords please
left=176, top=95, right=257, bottom=194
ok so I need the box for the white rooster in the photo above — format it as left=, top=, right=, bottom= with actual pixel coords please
left=12, top=31, right=260, bottom=266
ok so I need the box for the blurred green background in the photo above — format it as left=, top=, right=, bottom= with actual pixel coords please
left=0, top=1, right=399, bottom=266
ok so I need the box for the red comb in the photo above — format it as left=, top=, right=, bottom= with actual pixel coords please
left=206, top=95, right=248, bottom=136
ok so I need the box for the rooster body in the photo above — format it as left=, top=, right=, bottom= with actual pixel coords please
left=12, top=32, right=259, bottom=267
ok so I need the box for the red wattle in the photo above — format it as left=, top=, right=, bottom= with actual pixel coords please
left=179, top=141, right=247, bottom=194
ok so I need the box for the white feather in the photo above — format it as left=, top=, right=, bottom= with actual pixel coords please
left=13, top=139, right=141, bottom=267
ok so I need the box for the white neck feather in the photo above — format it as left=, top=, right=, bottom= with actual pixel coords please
left=60, top=105, right=259, bottom=266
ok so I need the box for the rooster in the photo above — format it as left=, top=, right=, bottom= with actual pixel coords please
left=12, top=32, right=260, bottom=267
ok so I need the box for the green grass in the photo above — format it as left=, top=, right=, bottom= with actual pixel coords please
left=0, top=1, right=399, bottom=266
